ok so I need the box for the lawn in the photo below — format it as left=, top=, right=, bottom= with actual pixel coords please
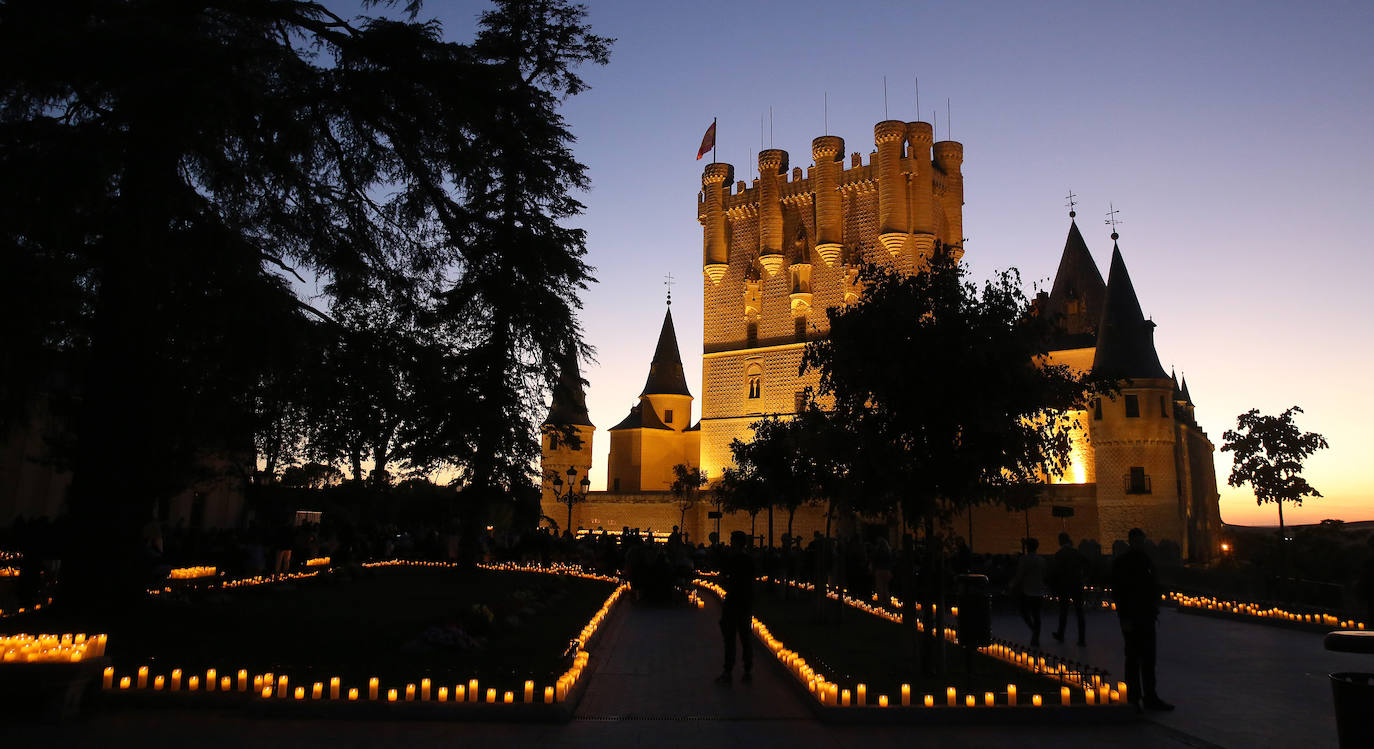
left=4, top=566, right=616, bottom=690
left=752, top=587, right=1073, bottom=703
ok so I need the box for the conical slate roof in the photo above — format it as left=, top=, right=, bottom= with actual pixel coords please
left=608, top=402, right=671, bottom=432
left=1180, top=376, right=1194, bottom=406
left=1045, top=220, right=1106, bottom=346
left=639, top=308, right=693, bottom=397
left=1092, top=244, right=1169, bottom=380
left=545, top=346, right=594, bottom=427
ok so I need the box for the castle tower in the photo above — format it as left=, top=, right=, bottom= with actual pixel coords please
left=699, top=120, right=964, bottom=481
left=1088, top=240, right=1183, bottom=549
left=540, top=346, right=595, bottom=530
left=605, top=306, right=700, bottom=493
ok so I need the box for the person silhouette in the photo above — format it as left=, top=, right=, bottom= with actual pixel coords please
left=716, top=530, right=755, bottom=684
left=1009, top=537, right=1046, bottom=646
left=1111, top=528, right=1174, bottom=711
left=1050, top=532, right=1088, bottom=645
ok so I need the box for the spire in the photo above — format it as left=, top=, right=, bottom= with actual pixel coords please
left=1045, top=219, right=1106, bottom=344
left=1180, top=375, right=1194, bottom=406
left=1092, top=244, right=1169, bottom=380
left=639, top=307, right=693, bottom=397
left=545, top=345, right=594, bottom=427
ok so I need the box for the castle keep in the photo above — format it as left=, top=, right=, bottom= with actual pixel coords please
left=540, top=118, right=1221, bottom=561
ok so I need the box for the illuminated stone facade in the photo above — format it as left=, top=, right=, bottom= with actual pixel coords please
left=541, top=117, right=1221, bottom=561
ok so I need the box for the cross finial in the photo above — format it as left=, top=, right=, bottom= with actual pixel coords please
left=1065, top=190, right=1077, bottom=219
left=1105, top=202, right=1123, bottom=241
left=664, top=272, right=675, bottom=306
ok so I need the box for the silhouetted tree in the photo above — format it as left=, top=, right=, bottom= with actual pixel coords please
left=0, top=0, right=609, bottom=602
left=1221, top=406, right=1329, bottom=543
left=669, top=463, right=706, bottom=532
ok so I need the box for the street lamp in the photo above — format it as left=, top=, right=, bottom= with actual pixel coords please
left=552, top=466, right=591, bottom=538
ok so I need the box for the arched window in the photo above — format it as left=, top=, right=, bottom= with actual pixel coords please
left=745, top=362, right=763, bottom=400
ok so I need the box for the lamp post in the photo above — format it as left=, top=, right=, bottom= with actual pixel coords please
left=552, top=466, right=591, bottom=538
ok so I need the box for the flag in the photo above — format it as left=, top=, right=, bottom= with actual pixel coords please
left=696, top=120, right=716, bottom=161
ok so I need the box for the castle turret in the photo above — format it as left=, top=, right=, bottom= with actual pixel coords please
left=700, top=162, right=734, bottom=284
left=811, top=135, right=845, bottom=266
left=875, top=120, right=909, bottom=256
left=933, top=139, right=964, bottom=259
left=1045, top=220, right=1107, bottom=347
left=607, top=305, right=698, bottom=493
left=540, top=346, right=595, bottom=528
left=906, top=121, right=936, bottom=266
left=757, top=149, right=788, bottom=277
left=639, top=306, right=693, bottom=429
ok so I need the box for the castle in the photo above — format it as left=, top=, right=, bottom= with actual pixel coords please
left=541, top=119, right=1222, bottom=562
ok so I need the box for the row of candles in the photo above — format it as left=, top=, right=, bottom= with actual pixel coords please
left=167, top=566, right=218, bottom=580
left=1, top=633, right=107, bottom=663
left=696, top=578, right=1125, bottom=709
left=1168, top=591, right=1367, bottom=630
left=95, top=564, right=628, bottom=709
left=0, top=596, right=52, bottom=619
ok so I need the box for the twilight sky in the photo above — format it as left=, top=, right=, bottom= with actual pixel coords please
left=424, top=0, right=1374, bottom=526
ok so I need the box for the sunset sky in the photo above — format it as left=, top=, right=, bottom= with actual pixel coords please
left=426, top=0, right=1373, bottom=526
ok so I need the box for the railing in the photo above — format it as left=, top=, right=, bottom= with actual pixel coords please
left=1123, top=473, right=1152, bottom=494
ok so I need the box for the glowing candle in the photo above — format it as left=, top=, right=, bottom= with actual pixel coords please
left=253, top=675, right=263, bottom=691
left=206, top=668, right=216, bottom=691
left=947, top=686, right=957, bottom=707
left=1117, top=681, right=1127, bottom=703
left=878, top=695, right=889, bottom=708
left=1007, top=684, right=1017, bottom=706
left=524, top=680, right=534, bottom=702
left=984, top=692, right=994, bottom=707
left=1085, top=687, right=1095, bottom=706
left=924, top=694, right=934, bottom=708
left=965, top=694, right=976, bottom=707
left=1098, top=684, right=1108, bottom=704
left=504, top=691, right=514, bottom=704
left=261, top=685, right=272, bottom=699
left=406, top=684, right=416, bottom=701
left=841, top=688, right=851, bottom=706
left=120, top=676, right=131, bottom=690
left=1061, top=686, right=1071, bottom=706
left=469, top=679, right=479, bottom=702
left=486, top=688, right=496, bottom=703
left=95, top=634, right=107, bottom=656
left=189, top=676, right=200, bottom=691
left=438, top=686, right=448, bottom=702
left=103, top=666, right=114, bottom=689
left=900, top=684, right=911, bottom=706
left=312, top=682, right=323, bottom=700
left=422, top=678, right=431, bottom=701
left=544, top=686, right=554, bottom=703
left=138, top=666, right=149, bottom=689
left=388, top=689, right=398, bottom=702
left=217, top=675, right=228, bottom=691
left=154, top=675, right=165, bottom=690
left=856, top=683, right=866, bottom=706
left=1032, top=694, right=1043, bottom=707
left=348, top=688, right=359, bottom=701
left=294, top=686, right=305, bottom=700
left=369, top=677, right=379, bottom=700
left=456, top=685, right=466, bottom=702
left=330, top=676, right=340, bottom=700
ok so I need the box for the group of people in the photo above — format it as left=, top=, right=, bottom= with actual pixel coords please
left=1006, top=528, right=1173, bottom=712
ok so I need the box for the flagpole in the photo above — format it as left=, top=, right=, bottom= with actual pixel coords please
left=712, top=117, right=717, bottom=165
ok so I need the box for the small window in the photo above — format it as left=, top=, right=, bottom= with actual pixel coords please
left=794, top=317, right=807, bottom=341
left=746, top=321, right=758, bottom=347
left=1159, top=395, right=1169, bottom=418
left=794, top=391, right=806, bottom=413
left=664, top=409, right=674, bottom=424
left=1127, top=466, right=1150, bottom=494
left=747, top=375, right=761, bottom=399
left=1124, top=394, right=1140, bottom=418
left=549, top=433, right=560, bottom=450
left=1093, top=398, right=1102, bottom=420
left=612, top=477, right=620, bottom=491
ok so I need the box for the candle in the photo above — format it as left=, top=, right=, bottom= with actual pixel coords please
left=857, top=683, right=866, bottom=706
left=206, top=668, right=216, bottom=691
left=469, top=679, right=479, bottom=702
left=965, top=694, right=976, bottom=708
left=406, top=684, right=416, bottom=701
left=238, top=669, right=248, bottom=691
left=369, top=677, right=379, bottom=700
left=1007, top=684, right=1017, bottom=706
left=878, top=695, right=889, bottom=708
left=312, top=682, right=323, bottom=700
left=456, top=685, right=466, bottom=702
left=388, top=689, right=398, bottom=702
left=544, top=686, right=554, bottom=703
left=841, top=688, right=851, bottom=707
left=524, top=680, right=535, bottom=702
left=120, top=676, right=131, bottom=690
left=189, top=676, right=200, bottom=691
left=103, top=666, right=114, bottom=689
left=947, top=686, right=956, bottom=707
left=277, top=675, right=288, bottom=696
left=221, top=676, right=231, bottom=691
left=1061, top=686, right=1071, bottom=706
left=924, top=694, right=934, bottom=708
left=1085, top=687, right=1095, bottom=705
left=261, top=685, right=272, bottom=699
left=154, top=675, right=165, bottom=690
left=504, top=691, right=514, bottom=704
left=348, top=688, right=359, bottom=701
left=901, top=684, right=911, bottom=706
left=330, top=676, right=340, bottom=700
left=1032, top=694, right=1043, bottom=707
left=984, top=692, right=994, bottom=707
left=438, top=686, right=448, bottom=702
left=254, top=675, right=263, bottom=692
left=138, top=666, right=149, bottom=689
left=1098, top=684, right=1108, bottom=704
left=422, top=678, right=431, bottom=701
left=294, top=686, right=305, bottom=700
left=485, top=688, right=496, bottom=703
left=1117, top=681, right=1127, bottom=704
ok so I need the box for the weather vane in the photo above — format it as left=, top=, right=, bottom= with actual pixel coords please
left=1065, top=189, right=1077, bottom=218
left=664, top=272, right=675, bottom=306
left=1105, top=202, right=1123, bottom=241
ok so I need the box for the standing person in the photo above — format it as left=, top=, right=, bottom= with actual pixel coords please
left=1111, top=528, right=1174, bottom=711
left=1051, top=532, right=1088, bottom=645
left=1008, top=537, right=1047, bottom=646
left=716, top=531, right=755, bottom=684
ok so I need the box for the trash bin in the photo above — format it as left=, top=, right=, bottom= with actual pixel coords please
left=1330, top=673, right=1374, bottom=749
left=955, top=573, right=992, bottom=648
